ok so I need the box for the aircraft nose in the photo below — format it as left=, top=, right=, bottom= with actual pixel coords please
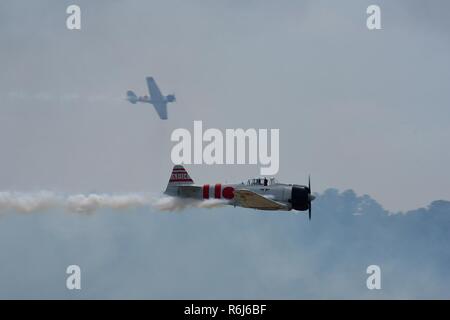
left=309, top=194, right=316, bottom=201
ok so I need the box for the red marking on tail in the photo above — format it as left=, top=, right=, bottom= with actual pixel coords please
left=169, top=173, right=193, bottom=182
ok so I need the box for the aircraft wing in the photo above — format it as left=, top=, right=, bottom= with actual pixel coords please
left=234, top=189, right=288, bottom=210
left=152, top=101, right=168, bottom=120
left=146, top=77, right=164, bottom=101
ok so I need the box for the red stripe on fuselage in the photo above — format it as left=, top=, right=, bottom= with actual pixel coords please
left=214, top=184, right=221, bottom=199
left=203, top=184, right=210, bottom=199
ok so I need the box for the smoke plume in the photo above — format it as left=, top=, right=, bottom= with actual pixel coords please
left=0, top=191, right=150, bottom=214
left=0, top=191, right=60, bottom=213
left=0, top=191, right=228, bottom=214
left=66, top=193, right=151, bottom=214
left=153, top=196, right=229, bottom=211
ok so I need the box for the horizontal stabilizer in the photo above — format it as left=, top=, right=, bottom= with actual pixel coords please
left=127, top=90, right=138, bottom=104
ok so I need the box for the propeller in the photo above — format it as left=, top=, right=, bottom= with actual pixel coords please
left=307, top=175, right=315, bottom=220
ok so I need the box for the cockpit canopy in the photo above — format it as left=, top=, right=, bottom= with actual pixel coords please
left=244, top=177, right=278, bottom=186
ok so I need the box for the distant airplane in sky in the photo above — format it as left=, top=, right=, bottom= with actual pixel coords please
left=126, top=77, right=175, bottom=120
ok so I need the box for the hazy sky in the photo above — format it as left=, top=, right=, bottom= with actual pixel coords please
left=1, top=0, right=449, bottom=211
left=1, top=0, right=450, bottom=300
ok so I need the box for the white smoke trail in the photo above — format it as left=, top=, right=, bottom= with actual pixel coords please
left=0, top=192, right=228, bottom=214
left=152, top=196, right=229, bottom=212
left=66, top=193, right=151, bottom=214
left=0, top=191, right=60, bottom=213
left=0, top=191, right=151, bottom=214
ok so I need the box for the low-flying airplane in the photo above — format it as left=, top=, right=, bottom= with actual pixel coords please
left=164, top=165, right=316, bottom=219
left=126, top=77, right=175, bottom=120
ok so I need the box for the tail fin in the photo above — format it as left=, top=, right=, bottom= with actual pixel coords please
left=127, top=90, right=138, bottom=104
left=164, top=165, right=194, bottom=195
left=167, top=165, right=194, bottom=185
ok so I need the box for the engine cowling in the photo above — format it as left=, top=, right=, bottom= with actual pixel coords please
left=290, top=185, right=310, bottom=211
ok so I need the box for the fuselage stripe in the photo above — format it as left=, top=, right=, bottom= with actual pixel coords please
left=214, top=184, right=221, bottom=199
left=203, top=184, right=210, bottom=199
